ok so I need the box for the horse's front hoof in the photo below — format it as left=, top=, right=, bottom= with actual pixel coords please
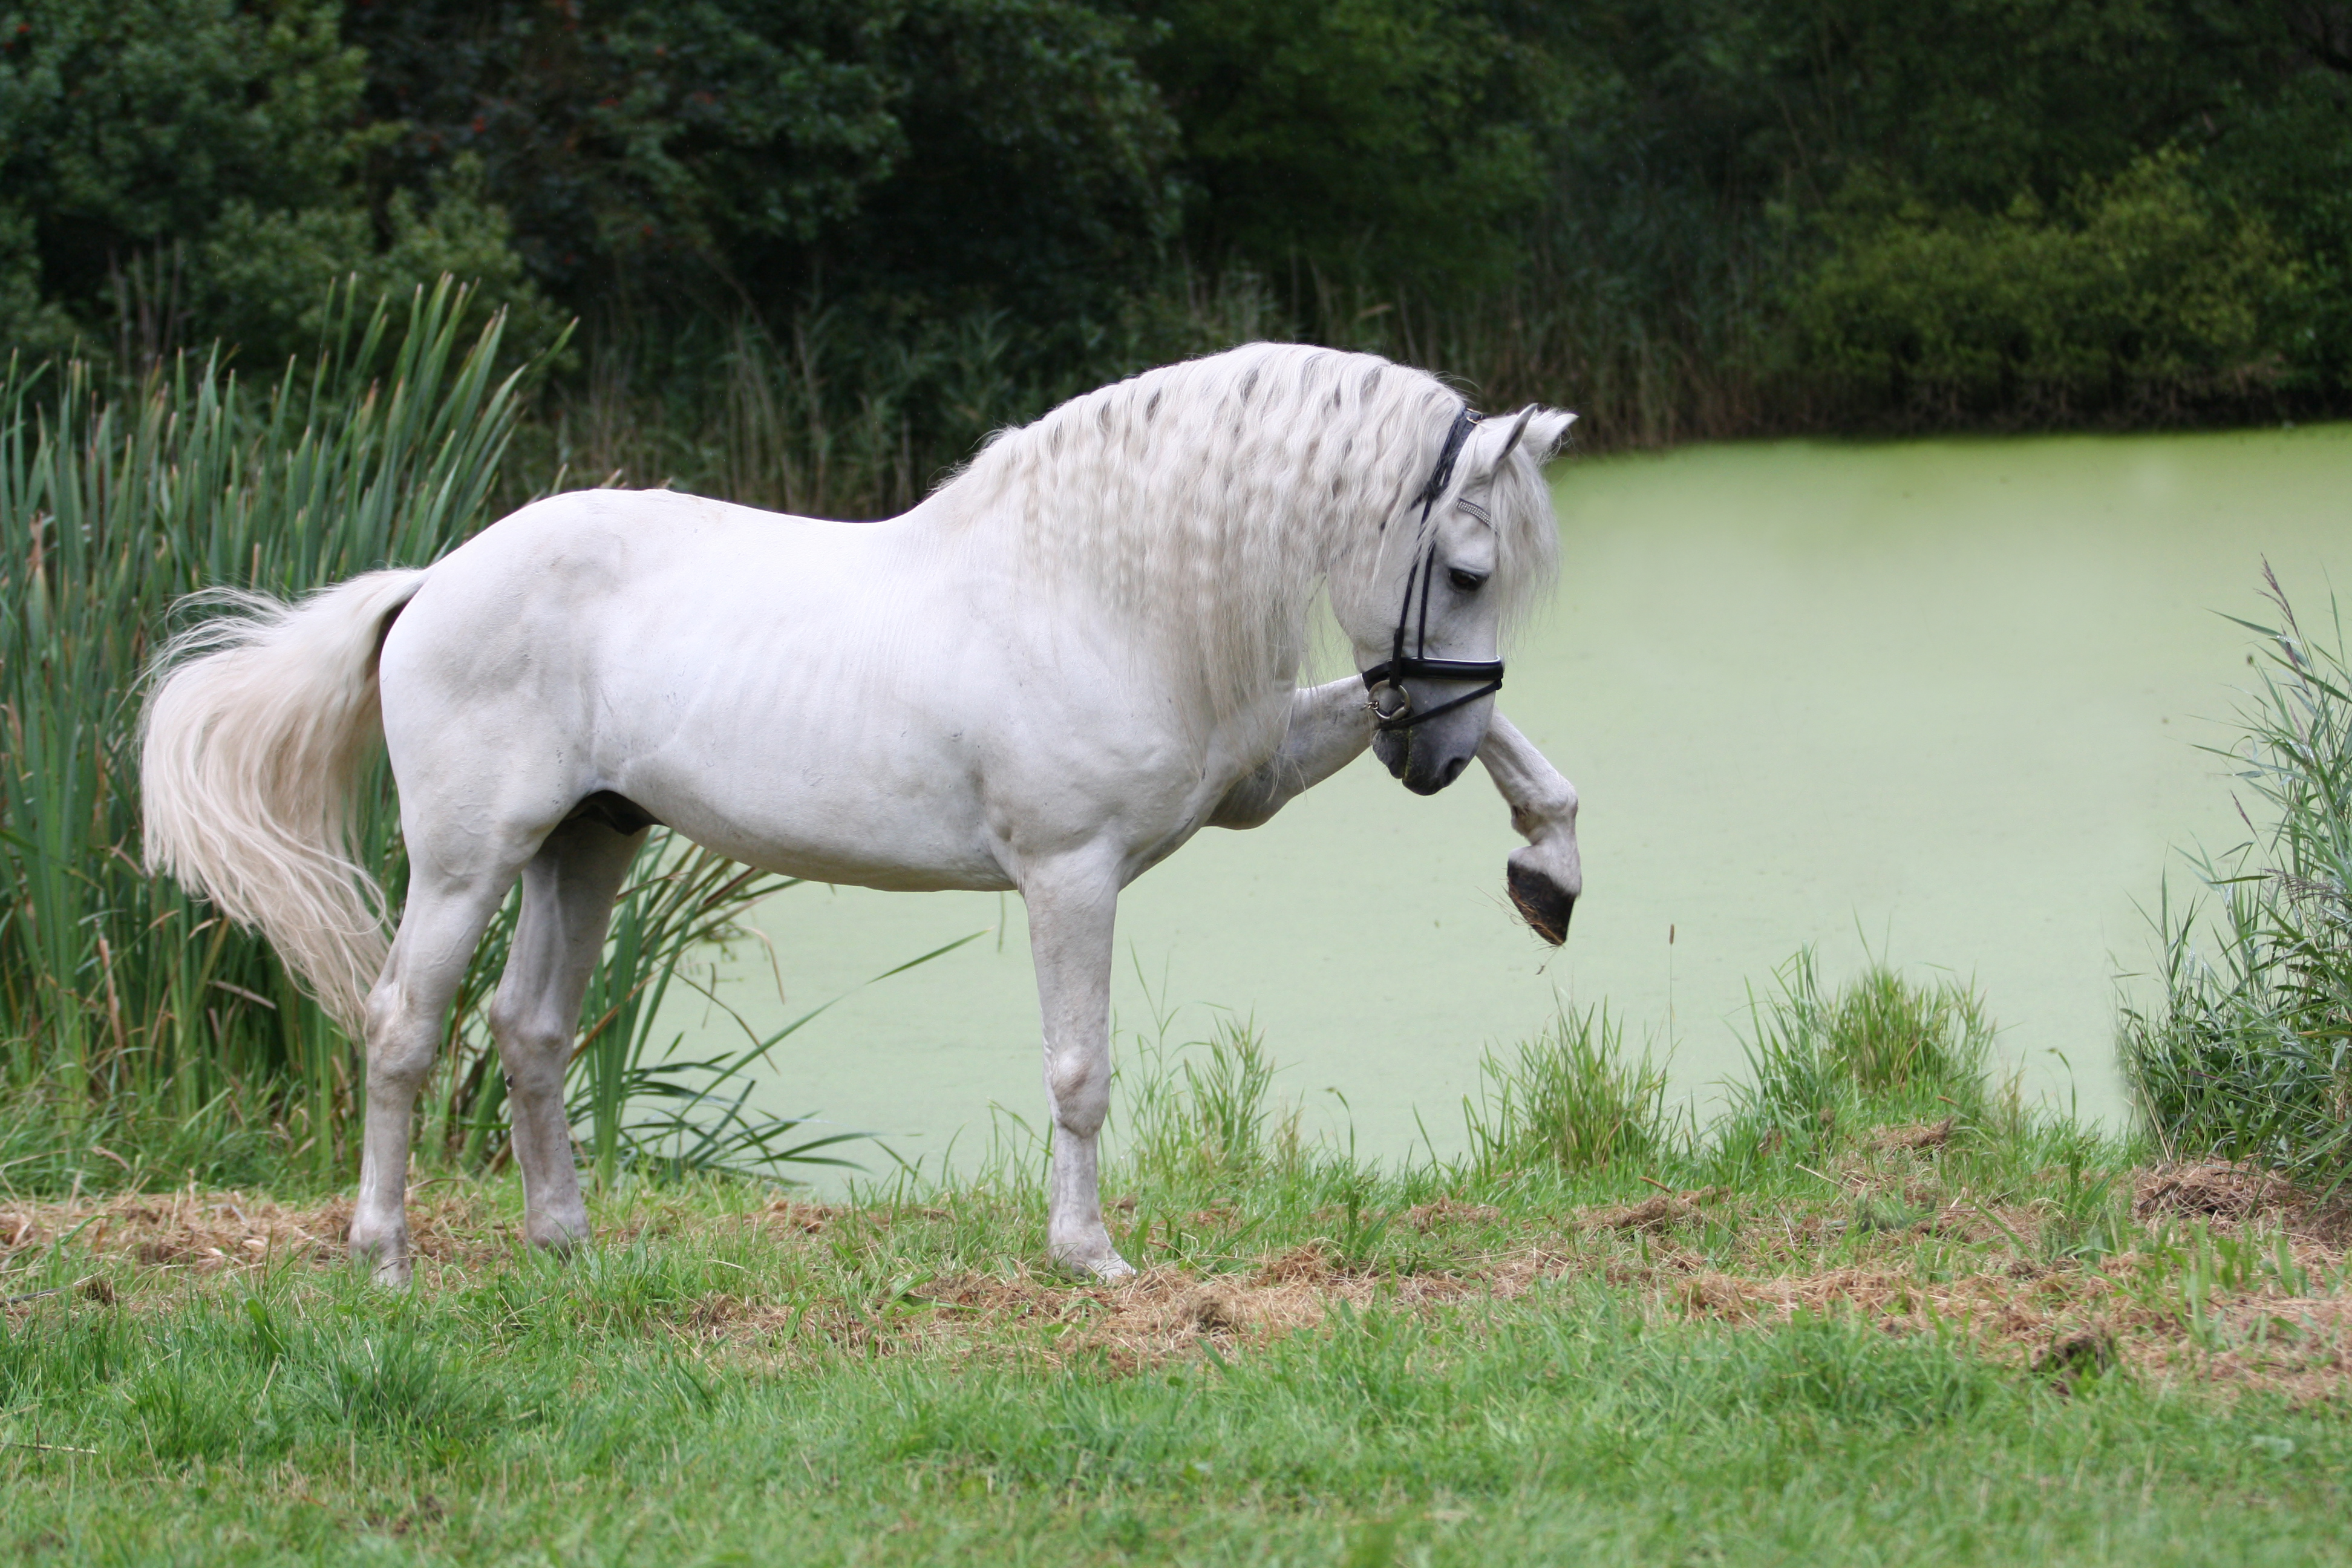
left=348, top=1220, right=414, bottom=1288
left=350, top=1240, right=413, bottom=1289
left=1507, top=860, right=1575, bottom=946
left=1049, top=1241, right=1136, bottom=1282
left=524, top=1215, right=592, bottom=1255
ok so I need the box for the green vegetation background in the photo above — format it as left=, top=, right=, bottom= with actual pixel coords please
left=4, top=0, right=2351, bottom=493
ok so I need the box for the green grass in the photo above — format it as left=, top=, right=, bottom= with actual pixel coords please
left=1464, top=1005, right=1675, bottom=1176
left=4, top=962, right=2350, bottom=1565
left=8, top=1263, right=2339, bottom=1566
left=0, top=1148, right=2344, bottom=1565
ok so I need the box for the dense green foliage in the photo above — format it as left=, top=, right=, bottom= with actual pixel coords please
left=4, top=0, right=2348, bottom=458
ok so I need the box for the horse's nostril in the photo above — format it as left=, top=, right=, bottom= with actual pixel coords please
left=1442, top=754, right=1469, bottom=786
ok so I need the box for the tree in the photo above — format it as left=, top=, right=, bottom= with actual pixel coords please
left=0, top=0, right=549, bottom=364
left=1132, top=0, right=1562, bottom=292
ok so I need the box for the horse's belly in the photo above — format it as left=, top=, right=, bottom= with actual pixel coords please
left=609, top=687, right=1016, bottom=892
left=636, top=775, right=1014, bottom=893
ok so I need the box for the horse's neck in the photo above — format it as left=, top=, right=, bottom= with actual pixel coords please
left=922, top=454, right=1346, bottom=746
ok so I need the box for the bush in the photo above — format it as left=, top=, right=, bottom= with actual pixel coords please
left=2121, top=571, right=2352, bottom=1181
left=0, top=0, right=554, bottom=368
left=1788, top=150, right=2305, bottom=423
left=1138, top=0, right=1558, bottom=292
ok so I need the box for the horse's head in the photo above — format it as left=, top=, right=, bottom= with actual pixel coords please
left=1347, top=402, right=1576, bottom=795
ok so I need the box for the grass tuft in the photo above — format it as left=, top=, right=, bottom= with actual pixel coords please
left=1734, top=949, right=1995, bottom=1134
left=1122, top=1018, right=1289, bottom=1181
left=1463, top=1007, right=1676, bottom=1177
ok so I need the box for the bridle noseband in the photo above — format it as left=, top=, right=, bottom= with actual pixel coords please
left=1359, top=406, right=1504, bottom=732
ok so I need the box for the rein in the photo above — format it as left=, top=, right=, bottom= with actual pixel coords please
left=1359, top=406, right=1504, bottom=731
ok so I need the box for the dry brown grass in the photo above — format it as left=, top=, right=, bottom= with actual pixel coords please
left=1583, top=1187, right=1728, bottom=1234
left=11, top=1171, right=2352, bottom=1399
left=5, top=1188, right=368, bottom=1276
left=1869, top=1119, right=1955, bottom=1154
left=2135, top=1160, right=2297, bottom=1223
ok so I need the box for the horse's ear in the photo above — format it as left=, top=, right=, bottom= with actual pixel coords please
left=1495, top=405, right=1576, bottom=466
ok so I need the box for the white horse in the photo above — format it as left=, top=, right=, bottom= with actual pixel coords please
left=141, top=342, right=1582, bottom=1285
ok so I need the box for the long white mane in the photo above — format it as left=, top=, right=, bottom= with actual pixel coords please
left=942, top=342, right=1564, bottom=726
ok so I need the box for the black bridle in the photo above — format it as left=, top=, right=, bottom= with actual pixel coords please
left=1359, top=407, right=1503, bottom=732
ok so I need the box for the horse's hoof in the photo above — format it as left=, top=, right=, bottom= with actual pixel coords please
left=1049, top=1243, right=1136, bottom=1282
left=1507, top=861, right=1575, bottom=945
left=352, top=1246, right=412, bottom=1289
left=1508, top=863, right=1575, bottom=946
left=348, top=1224, right=413, bottom=1288
left=524, top=1217, right=591, bottom=1255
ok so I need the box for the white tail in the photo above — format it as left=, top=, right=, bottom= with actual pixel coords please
left=140, top=569, right=433, bottom=1033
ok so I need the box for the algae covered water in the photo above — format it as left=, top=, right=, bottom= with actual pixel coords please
left=671, top=425, right=2349, bottom=1178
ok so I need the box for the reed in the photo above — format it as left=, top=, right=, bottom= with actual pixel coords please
left=514, top=268, right=1302, bottom=518
left=0, top=280, right=826, bottom=1191
left=2121, top=570, right=2352, bottom=1180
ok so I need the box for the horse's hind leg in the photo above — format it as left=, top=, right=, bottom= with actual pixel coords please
left=350, top=856, right=528, bottom=1286
left=486, top=815, right=647, bottom=1252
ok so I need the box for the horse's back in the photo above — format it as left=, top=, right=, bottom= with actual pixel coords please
left=374, top=489, right=1026, bottom=888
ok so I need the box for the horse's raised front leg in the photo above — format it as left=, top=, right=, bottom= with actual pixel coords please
left=1022, top=861, right=1132, bottom=1280
left=1207, top=677, right=1377, bottom=829
left=351, top=860, right=520, bottom=1286
left=486, top=815, right=647, bottom=1253
left=1480, top=711, right=1581, bottom=944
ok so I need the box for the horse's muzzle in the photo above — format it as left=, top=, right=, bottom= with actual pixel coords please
left=1374, top=723, right=1478, bottom=795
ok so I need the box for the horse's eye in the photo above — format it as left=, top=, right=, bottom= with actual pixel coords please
left=1448, top=567, right=1487, bottom=593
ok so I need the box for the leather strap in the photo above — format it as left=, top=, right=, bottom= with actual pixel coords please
left=1359, top=406, right=1504, bottom=731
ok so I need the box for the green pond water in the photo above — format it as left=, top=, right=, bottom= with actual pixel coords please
left=665, top=424, right=2350, bottom=1184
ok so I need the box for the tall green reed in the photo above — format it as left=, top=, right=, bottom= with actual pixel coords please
left=2122, top=569, right=2352, bottom=1180
left=0, top=279, right=834, bottom=1191
left=1, top=280, right=529, bottom=1174
left=522, top=269, right=1298, bottom=520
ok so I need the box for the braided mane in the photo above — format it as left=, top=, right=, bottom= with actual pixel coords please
left=939, top=342, right=1563, bottom=727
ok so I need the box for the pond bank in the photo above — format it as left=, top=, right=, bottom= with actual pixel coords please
left=676, top=423, right=2351, bottom=1178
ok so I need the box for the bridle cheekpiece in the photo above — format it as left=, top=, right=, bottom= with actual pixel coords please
left=1359, top=406, right=1503, bottom=731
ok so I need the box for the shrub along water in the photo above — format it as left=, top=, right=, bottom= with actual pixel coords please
left=2122, top=572, right=2352, bottom=1183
